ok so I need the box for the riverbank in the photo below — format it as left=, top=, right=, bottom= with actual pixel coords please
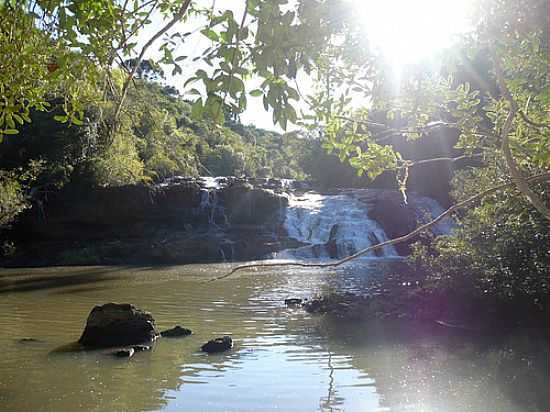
left=297, top=262, right=550, bottom=339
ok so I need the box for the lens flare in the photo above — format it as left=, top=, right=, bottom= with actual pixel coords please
left=352, top=0, right=474, bottom=66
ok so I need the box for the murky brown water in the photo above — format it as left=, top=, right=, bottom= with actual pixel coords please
left=1, top=261, right=549, bottom=411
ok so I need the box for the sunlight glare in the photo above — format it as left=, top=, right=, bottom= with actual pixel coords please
left=352, top=0, right=474, bottom=66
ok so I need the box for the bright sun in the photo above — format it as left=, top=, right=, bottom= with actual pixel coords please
left=352, top=0, right=474, bottom=66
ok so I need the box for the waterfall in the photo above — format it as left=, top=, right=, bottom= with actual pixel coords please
left=409, top=196, right=455, bottom=235
left=277, top=191, right=398, bottom=259
left=198, top=177, right=228, bottom=227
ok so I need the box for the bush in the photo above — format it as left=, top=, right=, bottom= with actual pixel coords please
left=410, top=169, right=550, bottom=305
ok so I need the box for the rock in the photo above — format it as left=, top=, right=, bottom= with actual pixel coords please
left=303, top=294, right=370, bottom=319
left=78, top=303, right=158, bottom=348
left=284, top=298, right=303, bottom=306
left=132, top=345, right=152, bottom=351
left=111, top=348, right=135, bottom=358
left=303, top=298, right=323, bottom=314
left=220, top=183, right=287, bottom=225
left=201, top=336, right=233, bottom=353
left=17, top=338, right=44, bottom=344
left=160, top=326, right=192, bottom=338
left=365, top=190, right=418, bottom=255
left=6, top=177, right=293, bottom=266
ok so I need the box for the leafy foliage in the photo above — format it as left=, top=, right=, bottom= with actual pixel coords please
left=1, top=0, right=550, bottom=303
left=411, top=168, right=550, bottom=303
left=0, top=74, right=315, bottom=209
left=0, top=160, right=43, bottom=228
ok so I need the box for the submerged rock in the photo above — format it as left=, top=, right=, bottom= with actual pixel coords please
left=78, top=303, right=158, bottom=348
left=303, top=294, right=370, bottom=319
left=201, top=336, right=233, bottom=353
left=111, top=348, right=135, bottom=358
left=132, top=344, right=152, bottom=351
left=284, top=298, right=303, bottom=306
left=160, top=326, right=192, bottom=338
left=17, top=338, right=45, bottom=344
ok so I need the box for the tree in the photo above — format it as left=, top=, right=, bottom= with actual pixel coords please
left=310, top=0, right=550, bottom=220
left=2, top=0, right=549, bottom=266
left=0, top=0, right=342, bottom=136
left=207, top=0, right=550, bottom=277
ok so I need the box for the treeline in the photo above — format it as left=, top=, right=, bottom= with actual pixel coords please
left=0, top=73, right=368, bottom=233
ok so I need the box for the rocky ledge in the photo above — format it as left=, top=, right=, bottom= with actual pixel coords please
left=4, top=178, right=291, bottom=266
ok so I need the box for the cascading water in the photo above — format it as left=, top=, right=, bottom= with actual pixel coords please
left=277, top=191, right=398, bottom=260
left=408, top=195, right=455, bottom=235
left=197, top=177, right=229, bottom=227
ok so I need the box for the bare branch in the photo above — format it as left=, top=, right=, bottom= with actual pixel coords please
left=491, top=48, right=550, bottom=221
left=519, top=110, right=550, bottom=130
left=122, top=0, right=159, bottom=49
left=406, top=154, right=483, bottom=167
left=209, top=172, right=550, bottom=281
left=113, top=0, right=192, bottom=122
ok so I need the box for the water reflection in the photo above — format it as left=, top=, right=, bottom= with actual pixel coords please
left=0, top=263, right=549, bottom=411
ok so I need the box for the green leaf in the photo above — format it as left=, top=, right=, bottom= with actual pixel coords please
left=71, top=117, right=84, bottom=126
left=191, top=99, right=203, bottom=120
left=53, top=115, right=69, bottom=123
left=249, top=89, right=263, bottom=97
left=200, top=29, right=219, bottom=42
left=12, top=113, right=24, bottom=125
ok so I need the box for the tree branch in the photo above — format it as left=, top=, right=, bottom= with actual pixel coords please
left=209, top=172, right=550, bottom=281
left=113, top=0, right=192, bottom=123
left=491, top=48, right=550, bottom=221
left=519, top=110, right=550, bottom=130
left=405, top=154, right=483, bottom=167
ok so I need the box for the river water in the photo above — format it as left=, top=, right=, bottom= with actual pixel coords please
left=1, top=261, right=549, bottom=412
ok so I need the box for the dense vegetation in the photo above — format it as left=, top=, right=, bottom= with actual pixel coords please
left=1, top=0, right=550, bottom=311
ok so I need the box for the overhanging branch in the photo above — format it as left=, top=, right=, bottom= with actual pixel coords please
left=491, top=48, right=550, bottom=222
left=113, top=0, right=193, bottom=123
left=209, top=171, right=550, bottom=281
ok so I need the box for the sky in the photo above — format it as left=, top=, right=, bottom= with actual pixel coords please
left=134, top=0, right=474, bottom=133
left=135, top=2, right=301, bottom=133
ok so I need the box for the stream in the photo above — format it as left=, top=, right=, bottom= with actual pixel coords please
left=1, top=188, right=549, bottom=411
left=1, top=261, right=549, bottom=412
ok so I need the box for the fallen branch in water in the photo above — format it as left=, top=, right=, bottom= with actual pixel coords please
left=209, top=172, right=550, bottom=281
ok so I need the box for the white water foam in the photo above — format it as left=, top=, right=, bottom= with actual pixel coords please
left=277, top=191, right=398, bottom=260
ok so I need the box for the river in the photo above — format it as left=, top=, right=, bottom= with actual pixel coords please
left=1, top=260, right=549, bottom=411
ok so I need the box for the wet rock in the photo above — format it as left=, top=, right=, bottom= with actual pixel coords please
left=220, top=183, right=287, bottom=225
left=303, top=294, right=370, bottom=319
left=201, top=336, right=233, bottom=353
left=13, top=183, right=203, bottom=242
left=160, top=326, right=192, bottom=338
left=303, top=298, right=323, bottom=314
left=111, top=348, right=135, bottom=358
left=132, top=345, right=152, bottom=351
left=78, top=303, right=158, bottom=348
left=284, top=298, right=303, bottom=306
left=6, top=176, right=296, bottom=266
left=364, top=190, right=418, bottom=255
left=17, top=338, right=45, bottom=344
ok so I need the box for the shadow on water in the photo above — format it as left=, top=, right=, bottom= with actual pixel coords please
left=0, top=266, right=127, bottom=294
left=2, top=263, right=550, bottom=412
left=52, top=285, right=113, bottom=295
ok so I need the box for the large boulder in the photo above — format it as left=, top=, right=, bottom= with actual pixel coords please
left=354, top=190, right=419, bottom=255
left=78, top=303, right=158, bottom=348
left=220, top=182, right=287, bottom=225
